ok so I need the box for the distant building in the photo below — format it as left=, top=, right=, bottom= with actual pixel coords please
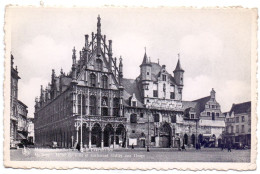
left=224, top=101, right=251, bottom=147
left=34, top=16, right=226, bottom=149
left=10, top=54, right=29, bottom=147
left=27, top=118, right=35, bottom=144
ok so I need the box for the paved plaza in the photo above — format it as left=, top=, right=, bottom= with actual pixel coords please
left=10, top=148, right=250, bottom=162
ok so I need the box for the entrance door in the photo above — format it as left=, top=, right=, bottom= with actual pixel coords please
left=160, top=135, right=170, bottom=148
left=141, top=139, right=145, bottom=148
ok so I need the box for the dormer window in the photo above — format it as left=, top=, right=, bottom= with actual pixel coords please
left=162, top=74, right=166, bottom=81
left=190, top=114, right=195, bottom=119
left=132, top=101, right=137, bottom=107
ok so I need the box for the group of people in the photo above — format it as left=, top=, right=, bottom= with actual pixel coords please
left=220, top=143, right=232, bottom=152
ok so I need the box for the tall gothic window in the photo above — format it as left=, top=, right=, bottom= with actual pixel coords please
left=113, top=97, right=120, bottom=117
left=96, top=59, right=103, bottom=71
left=77, top=94, right=81, bottom=115
left=101, top=75, right=108, bottom=89
left=89, top=95, right=96, bottom=115
left=90, top=73, right=96, bottom=87
left=101, top=97, right=108, bottom=116
left=154, top=114, right=160, bottom=122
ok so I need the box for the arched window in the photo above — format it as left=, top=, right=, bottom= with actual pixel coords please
left=113, top=98, right=120, bottom=117
left=90, top=73, right=96, bottom=87
left=89, top=95, right=96, bottom=115
left=130, top=114, right=137, bottom=123
left=101, top=97, right=108, bottom=116
left=101, top=75, right=108, bottom=89
left=96, top=59, right=103, bottom=71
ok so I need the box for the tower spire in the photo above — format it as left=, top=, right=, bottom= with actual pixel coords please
left=141, top=47, right=149, bottom=65
left=97, top=15, right=102, bottom=57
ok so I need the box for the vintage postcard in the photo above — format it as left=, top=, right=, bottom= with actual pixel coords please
left=3, top=6, right=257, bottom=170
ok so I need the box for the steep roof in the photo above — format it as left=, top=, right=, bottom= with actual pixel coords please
left=122, top=78, right=144, bottom=108
left=140, top=52, right=151, bottom=66
left=230, top=101, right=251, bottom=115
left=192, top=96, right=211, bottom=113
left=173, top=59, right=184, bottom=72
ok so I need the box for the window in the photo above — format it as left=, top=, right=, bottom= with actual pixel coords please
left=77, top=94, right=81, bottom=115
left=151, top=136, right=155, bottom=142
left=170, top=92, right=175, bottom=99
left=162, top=74, right=166, bottom=81
left=207, top=112, right=211, bottom=116
left=96, top=59, right=103, bottom=71
left=101, top=97, right=108, bottom=116
left=140, top=113, right=144, bottom=118
left=132, top=130, right=135, bottom=133
left=242, top=116, right=245, bottom=122
left=241, top=125, right=245, bottom=133
left=132, top=101, right=137, bottom=107
left=212, top=112, right=215, bottom=120
left=190, top=114, right=195, bottom=119
left=130, top=114, right=137, bottom=123
left=211, top=105, right=215, bottom=109
left=101, top=75, right=108, bottom=88
left=113, top=98, right=120, bottom=117
left=89, top=95, right=96, bottom=115
left=236, top=117, right=239, bottom=123
left=90, top=73, right=96, bottom=87
left=154, top=114, right=160, bottom=122
left=147, top=72, right=149, bottom=75
left=153, top=90, right=158, bottom=97
left=236, top=125, right=239, bottom=133
left=171, top=115, right=176, bottom=123
left=226, top=126, right=229, bottom=133
left=231, top=126, right=234, bottom=133
left=216, top=113, right=219, bottom=117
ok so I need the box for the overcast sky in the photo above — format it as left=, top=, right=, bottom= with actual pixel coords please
left=9, top=8, right=253, bottom=117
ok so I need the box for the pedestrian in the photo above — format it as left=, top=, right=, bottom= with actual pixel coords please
left=131, top=143, right=134, bottom=149
left=227, top=143, right=232, bottom=152
left=182, top=144, right=186, bottom=151
left=76, top=143, right=80, bottom=152
left=221, top=143, right=224, bottom=151
left=146, top=146, right=150, bottom=152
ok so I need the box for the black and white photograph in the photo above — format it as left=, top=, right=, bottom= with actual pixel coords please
left=4, top=6, right=257, bottom=170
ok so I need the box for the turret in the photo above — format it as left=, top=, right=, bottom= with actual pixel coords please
left=210, top=88, right=216, bottom=99
left=119, top=56, right=123, bottom=85
left=173, top=54, right=184, bottom=86
left=139, top=48, right=152, bottom=81
left=96, top=15, right=102, bottom=57
left=72, top=47, right=77, bottom=82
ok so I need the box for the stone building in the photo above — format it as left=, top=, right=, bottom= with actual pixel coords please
left=223, top=101, right=251, bottom=147
left=34, top=16, right=225, bottom=149
left=10, top=54, right=29, bottom=147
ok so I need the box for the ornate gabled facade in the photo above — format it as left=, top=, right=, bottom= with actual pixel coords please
left=34, top=16, right=226, bottom=149
left=35, top=15, right=126, bottom=149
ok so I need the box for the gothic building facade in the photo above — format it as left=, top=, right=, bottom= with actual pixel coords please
left=34, top=16, right=225, bottom=149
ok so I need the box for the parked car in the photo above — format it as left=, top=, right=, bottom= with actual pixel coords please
left=233, top=142, right=246, bottom=149
left=47, top=141, right=58, bottom=148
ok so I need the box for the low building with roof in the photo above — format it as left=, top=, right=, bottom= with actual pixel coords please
left=223, top=101, right=251, bottom=147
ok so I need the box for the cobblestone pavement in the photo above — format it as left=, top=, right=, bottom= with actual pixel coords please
left=10, top=147, right=250, bottom=162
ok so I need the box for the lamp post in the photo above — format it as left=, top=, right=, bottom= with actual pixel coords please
left=147, top=105, right=150, bottom=152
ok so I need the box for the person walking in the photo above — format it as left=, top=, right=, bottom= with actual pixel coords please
left=227, top=143, right=232, bottom=152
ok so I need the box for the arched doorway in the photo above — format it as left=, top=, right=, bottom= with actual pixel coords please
left=91, top=123, right=102, bottom=147
left=159, top=123, right=172, bottom=148
left=184, top=134, right=188, bottom=145
left=116, top=124, right=126, bottom=147
left=191, top=134, right=196, bottom=147
left=104, top=124, right=114, bottom=147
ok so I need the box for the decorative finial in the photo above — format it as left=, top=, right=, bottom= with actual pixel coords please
left=60, top=67, right=63, bottom=75
left=144, top=47, right=146, bottom=53
left=178, top=53, right=180, bottom=59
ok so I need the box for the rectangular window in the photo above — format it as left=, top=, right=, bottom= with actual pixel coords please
left=132, top=101, right=137, bottom=107
left=212, top=105, right=215, bottom=108
left=236, top=125, right=239, bottom=133
left=216, top=113, right=219, bottom=117
left=242, top=116, right=245, bottom=122
left=236, top=117, right=239, bottom=123
left=212, top=112, right=215, bottom=120
left=147, top=72, right=149, bottom=75
left=190, top=114, right=195, bottom=119
left=231, top=126, right=234, bottom=133
left=170, top=92, right=175, bottom=99
left=171, top=115, right=176, bottom=123
left=241, top=125, right=245, bottom=133
left=153, top=90, right=158, bottom=97
left=162, top=75, right=166, bottom=81
left=154, top=114, right=160, bottom=122
left=140, top=113, right=144, bottom=118
left=151, top=136, right=155, bottom=142
left=130, top=114, right=137, bottom=123
left=207, top=112, right=210, bottom=116
left=132, top=130, right=135, bottom=133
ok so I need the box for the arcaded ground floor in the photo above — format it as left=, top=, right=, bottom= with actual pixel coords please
left=10, top=147, right=250, bottom=162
